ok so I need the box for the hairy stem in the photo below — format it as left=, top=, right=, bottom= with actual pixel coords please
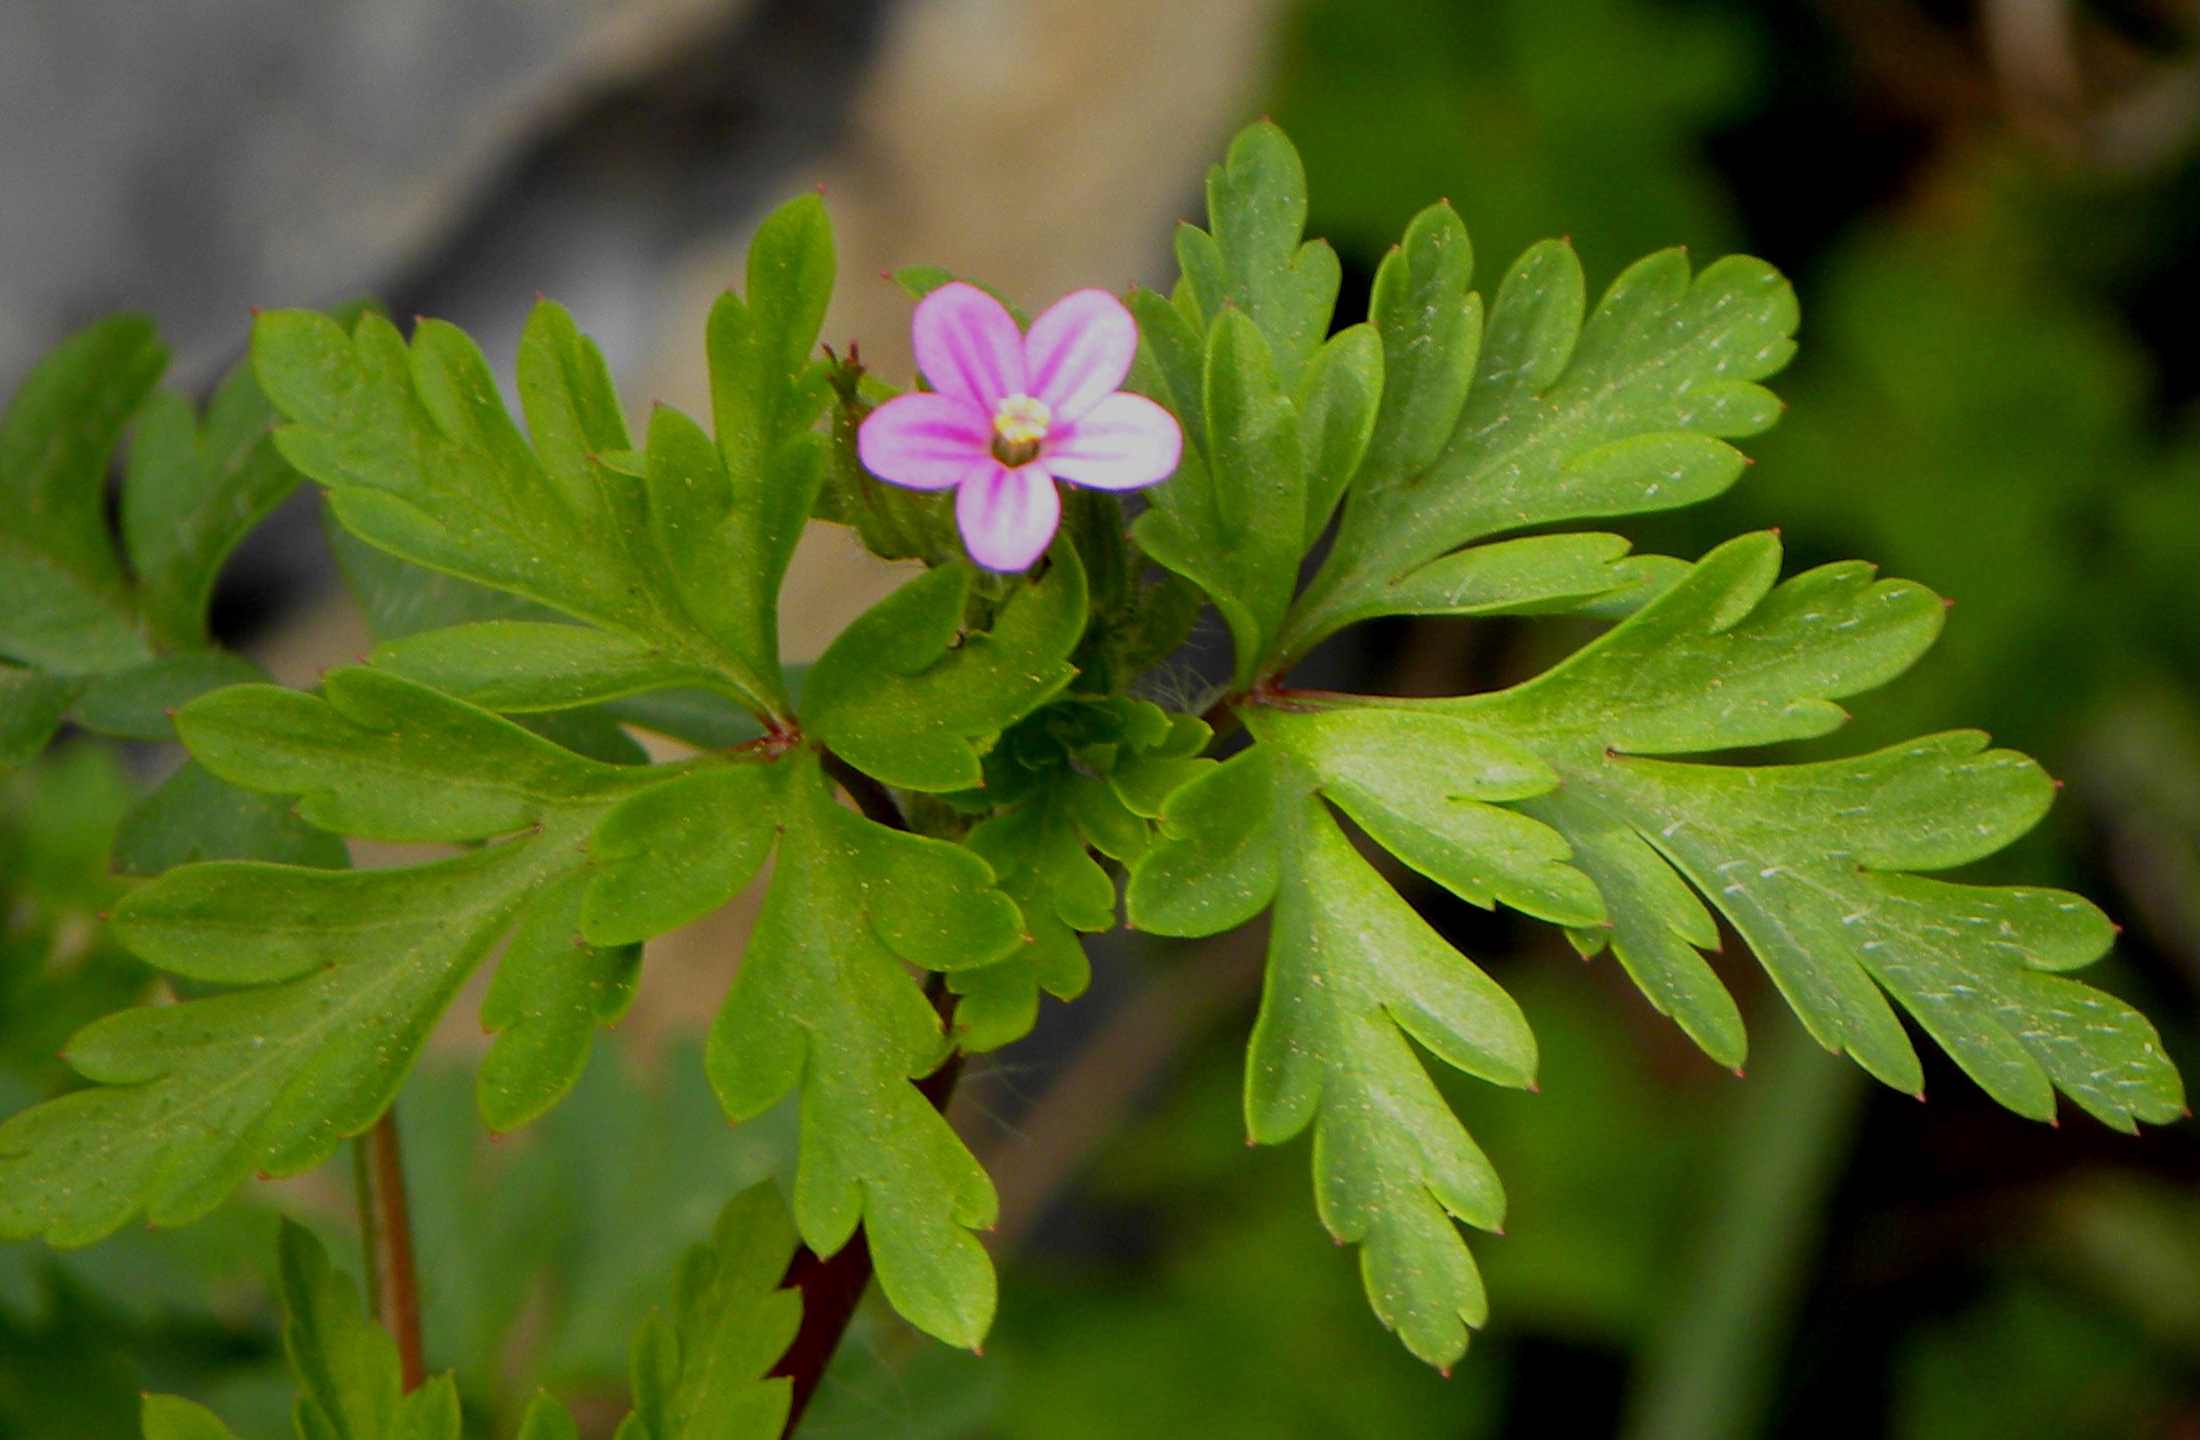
left=352, top=1109, right=426, bottom=1390
left=771, top=752, right=967, bottom=1435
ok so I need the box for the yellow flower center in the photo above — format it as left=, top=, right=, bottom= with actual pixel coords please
left=991, top=393, right=1052, bottom=467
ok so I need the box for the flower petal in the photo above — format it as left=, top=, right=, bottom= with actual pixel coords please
left=955, top=464, right=1061, bottom=572
left=857, top=391, right=994, bottom=490
left=1041, top=392, right=1182, bottom=491
left=912, top=282, right=1026, bottom=410
left=1024, top=288, right=1138, bottom=421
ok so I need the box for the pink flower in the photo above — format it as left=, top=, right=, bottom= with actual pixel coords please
left=857, top=283, right=1182, bottom=572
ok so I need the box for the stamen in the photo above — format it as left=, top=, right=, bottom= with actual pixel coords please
left=991, top=393, right=1051, bottom=467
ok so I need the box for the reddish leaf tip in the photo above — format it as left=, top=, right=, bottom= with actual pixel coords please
left=1732, top=1066, right=1747, bottom=1079
left=1942, top=595, right=1957, bottom=610
left=1913, top=1089, right=1928, bottom=1103
left=1525, top=1080, right=1541, bottom=1095
left=1439, top=1367, right=1452, bottom=1380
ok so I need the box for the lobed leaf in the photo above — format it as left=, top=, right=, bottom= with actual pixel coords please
left=1284, top=232, right=1797, bottom=660
left=0, top=314, right=166, bottom=674
left=0, top=673, right=660, bottom=1242
left=699, top=749, right=1020, bottom=1348
left=804, top=549, right=1087, bottom=792
left=1442, top=533, right=2185, bottom=1126
left=621, top=1184, right=803, bottom=1440
left=257, top=204, right=837, bottom=728
left=1129, top=741, right=1539, bottom=1368
left=1131, top=310, right=1308, bottom=688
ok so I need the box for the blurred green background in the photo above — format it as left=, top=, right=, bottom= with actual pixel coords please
left=3, top=0, right=2194, bottom=1436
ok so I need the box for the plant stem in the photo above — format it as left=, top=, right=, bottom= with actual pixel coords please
left=352, top=1109, right=426, bottom=1391
left=772, top=752, right=966, bottom=1435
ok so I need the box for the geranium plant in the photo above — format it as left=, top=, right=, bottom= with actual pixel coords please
left=0, top=121, right=2183, bottom=1437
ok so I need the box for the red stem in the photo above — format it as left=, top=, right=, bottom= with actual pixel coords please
left=354, top=1109, right=426, bottom=1390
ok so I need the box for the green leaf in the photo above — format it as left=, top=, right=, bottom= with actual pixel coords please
left=174, top=668, right=645, bottom=843
left=1357, top=203, right=1481, bottom=496
left=0, top=666, right=78, bottom=768
left=122, top=360, right=305, bottom=649
left=1294, top=323, right=1383, bottom=546
left=371, top=621, right=716, bottom=712
left=1128, top=741, right=1539, bottom=1369
left=1132, top=310, right=1306, bottom=688
left=279, top=1220, right=464, bottom=1440
left=1284, top=235, right=1797, bottom=661
left=701, top=192, right=837, bottom=699
left=583, top=764, right=780, bottom=946
left=805, top=550, right=1086, bottom=791
left=112, top=759, right=350, bottom=874
left=515, top=1394, right=580, bottom=1440
left=476, top=870, right=641, bottom=1133
left=0, top=672, right=658, bottom=1241
left=1246, top=705, right=1606, bottom=927
left=698, top=749, right=1019, bottom=1347
left=140, top=1394, right=240, bottom=1440
left=621, top=1184, right=803, bottom=1440
left=70, top=652, right=264, bottom=740
left=1446, top=533, right=2186, bottom=1127
left=0, top=314, right=165, bottom=674
left=255, top=281, right=817, bottom=723
left=1172, top=120, right=1341, bottom=388
left=331, top=516, right=766, bottom=749
left=956, top=789, right=1108, bottom=1051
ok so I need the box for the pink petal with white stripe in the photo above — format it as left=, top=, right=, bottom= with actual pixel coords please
left=955, top=464, right=1061, bottom=572
left=856, top=391, right=993, bottom=490
left=911, top=282, right=1025, bottom=410
left=1041, top=392, right=1182, bottom=491
left=1024, top=288, right=1138, bottom=421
